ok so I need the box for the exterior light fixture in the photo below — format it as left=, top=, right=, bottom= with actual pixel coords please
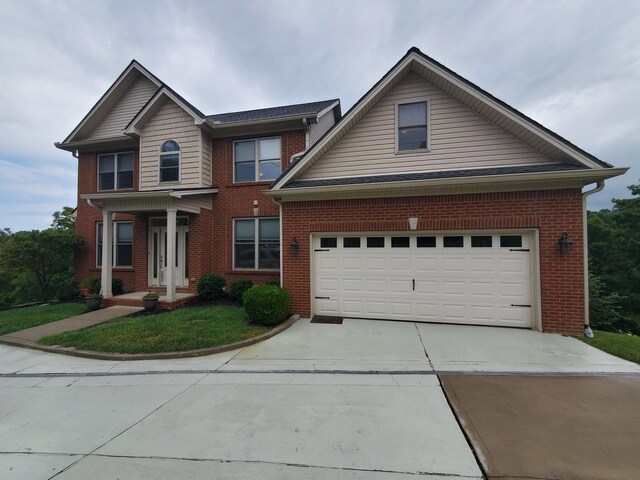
left=558, top=232, right=573, bottom=254
left=290, top=237, right=299, bottom=255
left=408, top=217, right=419, bottom=230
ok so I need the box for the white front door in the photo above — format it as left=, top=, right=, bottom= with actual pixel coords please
left=313, top=232, right=534, bottom=328
left=149, top=222, right=189, bottom=288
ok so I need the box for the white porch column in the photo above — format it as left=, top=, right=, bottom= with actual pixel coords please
left=101, top=210, right=113, bottom=297
left=166, top=208, right=177, bottom=301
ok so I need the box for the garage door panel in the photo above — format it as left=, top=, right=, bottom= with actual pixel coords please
left=314, top=232, right=533, bottom=328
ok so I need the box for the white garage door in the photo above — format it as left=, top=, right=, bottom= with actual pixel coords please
left=313, top=232, right=533, bottom=328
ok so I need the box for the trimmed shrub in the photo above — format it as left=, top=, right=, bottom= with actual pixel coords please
left=264, top=280, right=280, bottom=287
left=112, top=278, right=124, bottom=296
left=81, top=277, right=101, bottom=295
left=229, top=280, right=253, bottom=304
left=197, top=274, right=226, bottom=300
left=243, top=284, right=290, bottom=326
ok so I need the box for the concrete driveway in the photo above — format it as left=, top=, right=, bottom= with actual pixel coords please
left=1, top=318, right=638, bottom=479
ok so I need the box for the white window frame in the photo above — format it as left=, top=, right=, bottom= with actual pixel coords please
left=232, top=136, right=281, bottom=183
left=97, top=152, right=134, bottom=191
left=395, top=98, right=431, bottom=154
left=158, top=140, right=181, bottom=184
left=96, top=221, right=134, bottom=268
left=232, top=217, right=280, bottom=271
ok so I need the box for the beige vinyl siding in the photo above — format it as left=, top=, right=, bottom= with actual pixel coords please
left=175, top=194, right=212, bottom=212
left=139, top=100, right=201, bottom=190
left=86, top=76, right=158, bottom=140
left=309, top=110, right=336, bottom=146
left=301, top=74, right=555, bottom=180
left=201, top=131, right=212, bottom=186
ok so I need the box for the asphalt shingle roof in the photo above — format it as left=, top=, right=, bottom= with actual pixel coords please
left=283, top=163, right=588, bottom=188
left=207, top=99, right=339, bottom=124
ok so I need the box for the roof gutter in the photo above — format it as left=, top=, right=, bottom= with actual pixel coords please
left=582, top=180, right=606, bottom=337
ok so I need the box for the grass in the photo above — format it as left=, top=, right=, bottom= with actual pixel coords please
left=0, top=303, right=86, bottom=336
left=38, top=305, right=270, bottom=354
left=580, top=330, right=640, bottom=364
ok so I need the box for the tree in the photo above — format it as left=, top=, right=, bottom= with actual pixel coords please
left=51, top=207, right=76, bottom=231
left=588, top=180, right=640, bottom=315
left=0, top=229, right=85, bottom=302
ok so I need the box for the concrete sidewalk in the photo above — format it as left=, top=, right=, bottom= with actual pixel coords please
left=0, top=306, right=142, bottom=347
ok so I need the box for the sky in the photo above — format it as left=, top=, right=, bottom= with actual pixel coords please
left=0, top=0, right=638, bottom=231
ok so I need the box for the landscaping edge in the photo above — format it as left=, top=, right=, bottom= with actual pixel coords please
left=0, top=314, right=300, bottom=360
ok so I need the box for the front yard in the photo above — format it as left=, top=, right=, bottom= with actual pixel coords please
left=580, top=330, right=640, bottom=364
left=0, top=303, right=86, bottom=336
left=38, top=305, right=271, bottom=354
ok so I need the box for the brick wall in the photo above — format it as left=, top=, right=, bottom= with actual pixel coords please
left=74, top=130, right=307, bottom=293
left=210, top=130, right=306, bottom=286
left=281, top=189, right=585, bottom=335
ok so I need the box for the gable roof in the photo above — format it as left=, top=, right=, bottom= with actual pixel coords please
left=59, top=60, right=163, bottom=146
left=270, top=47, right=621, bottom=192
left=207, top=99, right=340, bottom=125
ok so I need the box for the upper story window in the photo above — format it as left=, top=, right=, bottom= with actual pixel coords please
left=159, top=140, right=180, bottom=183
left=234, top=137, right=281, bottom=182
left=98, top=152, right=133, bottom=190
left=397, top=101, right=429, bottom=152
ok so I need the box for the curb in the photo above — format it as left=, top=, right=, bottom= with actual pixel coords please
left=0, top=314, right=299, bottom=361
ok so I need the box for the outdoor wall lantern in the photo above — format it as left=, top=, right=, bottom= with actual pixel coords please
left=558, top=232, right=573, bottom=254
left=290, top=237, right=299, bottom=255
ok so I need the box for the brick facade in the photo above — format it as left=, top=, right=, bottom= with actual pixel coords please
left=74, top=130, right=306, bottom=294
left=281, top=189, right=585, bottom=335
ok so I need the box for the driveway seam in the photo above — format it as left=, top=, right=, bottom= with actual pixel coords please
left=47, top=374, right=208, bottom=479
left=414, top=322, right=435, bottom=371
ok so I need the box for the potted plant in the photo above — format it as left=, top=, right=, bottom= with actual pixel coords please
left=85, top=293, right=103, bottom=311
left=142, top=292, right=159, bottom=311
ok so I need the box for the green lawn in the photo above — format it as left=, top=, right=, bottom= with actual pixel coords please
left=38, top=305, right=270, bottom=354
left=581, top=330, right=640, bottom=364
left=0, top=303, right=86, bottom=336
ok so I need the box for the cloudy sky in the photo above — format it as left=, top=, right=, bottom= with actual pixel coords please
left=0, top=0, right=638, bottom=231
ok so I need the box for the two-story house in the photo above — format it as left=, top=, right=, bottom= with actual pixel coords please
left=57, top=48, right=626, bottom=335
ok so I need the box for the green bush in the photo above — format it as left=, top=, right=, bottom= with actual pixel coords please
left=229, top=280, right=253, bottom=304
left=80, top=277, right=124, bottom=296
left=590, top=274, right=639, bottom=335
left=197, top=274, right=226, bottom=300
left=243, top=284, right=290, bottom=326
left=112, top=278, right=124, bottom=296
left=81, top=277, right=101, bottom=295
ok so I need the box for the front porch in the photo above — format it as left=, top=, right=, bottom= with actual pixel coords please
left=102, top=291, right=196, bottom=310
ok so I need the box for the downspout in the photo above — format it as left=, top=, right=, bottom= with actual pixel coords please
left=269, top=195, right=284, bottom=288
left=582, top=180, right=605, bottom=337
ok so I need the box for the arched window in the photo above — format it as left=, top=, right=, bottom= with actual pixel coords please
left=159, top=140, right=180, bottom=183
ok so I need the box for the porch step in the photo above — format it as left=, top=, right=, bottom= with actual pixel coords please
left=102, top=292, right=196, bottom=310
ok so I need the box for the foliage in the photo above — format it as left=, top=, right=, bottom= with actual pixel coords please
left=51, top=206, right=76, bottom=231
left=80, top=277, right=123, bottom=296
left=0, top=229, right=85, bottom=302
left=143, top=292, right=159, bottom=299
left=81, top=277, right=102, bottom=295
left=39, top=305, right=270, bottom=354
left=580, top=330, right=640, bottom=364
left=197, top=274, right=226, bottom=300
left=589, top=274, right=638, bottom=334
left=229, top=280, right=253, bottom=303
left=0, top=303, right=86, bottom=336
left=112, top=278, right=124, bottom=295
left=588, top=181, right=640, bottom=315
left=242, top=284, right=290, bottom=326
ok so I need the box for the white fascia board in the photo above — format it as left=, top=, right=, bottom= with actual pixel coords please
left=315, top=100, right=340, bottom=119
left=81, top=188, right=217, bottom=201
left=270, top=57, right=414, bottom=191
left=266, top=167, right=629, bottom=200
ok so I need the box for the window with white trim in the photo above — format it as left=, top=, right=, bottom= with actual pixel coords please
left=97, top=222, right=133, bottom=267
left=234, top=218, right=280, bottom=269
left=234, top=137, right=281, bottom=182
left=397, top=101, right=428, bottom=152
left=98, top=152, right=133, bottom=190
left=159, top=140, right=180, bottom=183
